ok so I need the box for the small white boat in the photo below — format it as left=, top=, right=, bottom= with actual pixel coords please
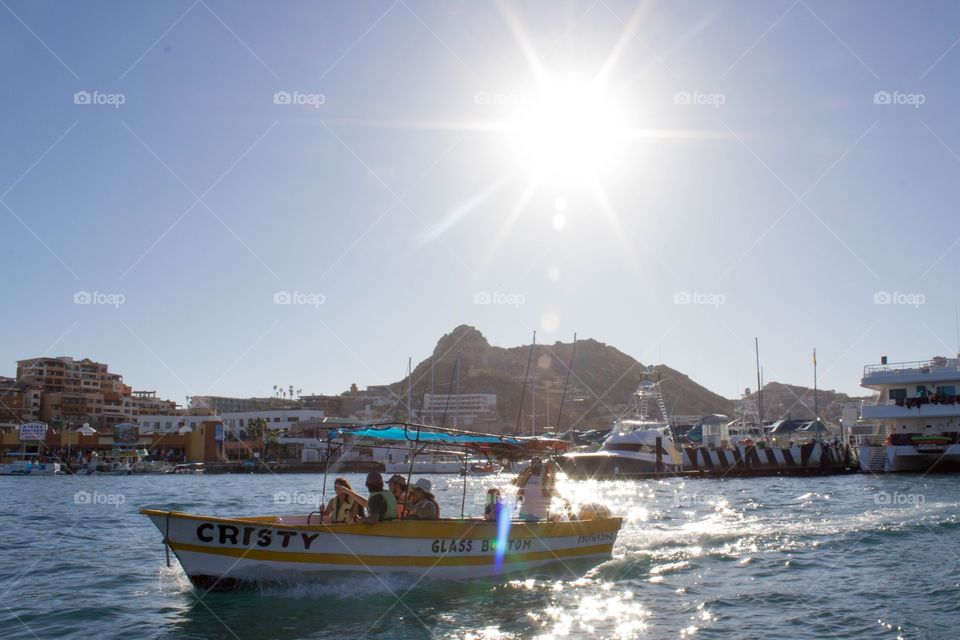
left=461, top=460, right=502, bottom=475
left=168, top=463, right=205, bottom=475
left=143, top=509, right=622, bottom=589
left=0, top=457, right=61, bottom=476
left=385, top=453, right=465, bottom=475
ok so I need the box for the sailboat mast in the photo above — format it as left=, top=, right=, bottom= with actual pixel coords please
left=555, top=333, right=577, bottom=433
left=515, top=330, right=535, bottom=436
left=813, top=348, right=818, bottom=418
left=407, top=356, right=413, bottom=421
left=531, top=332, right=537, bottom=437
left=755, top=337, right=763, bottom=426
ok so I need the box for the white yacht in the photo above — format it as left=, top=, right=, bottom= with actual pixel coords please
left=560, top=378, right=683, bottom=477
left=856, top=355, right=960, bottom=472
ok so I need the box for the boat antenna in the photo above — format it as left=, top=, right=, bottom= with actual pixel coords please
left=755, top=337, right=763, bottom=426
left=515, top=330, right=536, bottom=436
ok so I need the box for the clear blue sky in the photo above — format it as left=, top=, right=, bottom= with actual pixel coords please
left=2, top=0, right=960, bottom=403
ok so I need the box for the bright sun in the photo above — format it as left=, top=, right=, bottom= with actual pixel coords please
left=507, top=78, right=626, bottom=179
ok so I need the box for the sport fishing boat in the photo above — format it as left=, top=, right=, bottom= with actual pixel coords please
left=143, top=423, right=620, bottom=589
left=560, top=378, right=683, bottom=477
left=856, top=355, right=960, bottom=472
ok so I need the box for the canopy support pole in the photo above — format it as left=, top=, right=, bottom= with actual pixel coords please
left=460, top=457, right=468, bottom=518
left=320, top=430, right=333, bottom=510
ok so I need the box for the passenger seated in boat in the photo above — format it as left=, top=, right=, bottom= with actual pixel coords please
left=483, top=488, right=506, bottom=521
left=361, top=471, right=398, bottom=524
left=387, top=474, right=409, bottom=517
left=515, top=458, right=559, bottom=522
left=325, top=477, right=364, bottom=523
left=405, top=478, right=440, bottom=520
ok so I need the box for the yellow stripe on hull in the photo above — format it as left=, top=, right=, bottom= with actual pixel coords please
left=141, top=509, right=622, bottom=540
left=169, top=541, right=614, bottom=567
left=143, top=508, right=623, bottom=586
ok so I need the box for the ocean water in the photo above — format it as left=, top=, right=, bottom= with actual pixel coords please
left=1, top=472, right=957, bottom=639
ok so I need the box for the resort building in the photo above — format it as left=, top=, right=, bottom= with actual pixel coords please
left=0, top=377, right=41, bottom=427
left=8, top=356, right=178, bottom=430
left=187, top=395, right=299, bottom=413
left=421, top=393, right=498, bottom=427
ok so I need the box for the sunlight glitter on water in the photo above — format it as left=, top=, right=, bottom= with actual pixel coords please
left=532, top=590, right=649, bottom=639
left=5, top=474, right=960, bottom=639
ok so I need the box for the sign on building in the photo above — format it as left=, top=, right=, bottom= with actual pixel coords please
left=19, top=422, right=47, bottom=441
left=113, top=423, right=138, bottom=443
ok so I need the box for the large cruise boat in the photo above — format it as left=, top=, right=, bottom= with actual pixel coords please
left=560, top=377, right=683, bottom=477
left=857, top=356, right=960, bottom=472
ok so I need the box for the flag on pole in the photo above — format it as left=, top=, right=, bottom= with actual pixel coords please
left=813, top=348, right=817, bottom=366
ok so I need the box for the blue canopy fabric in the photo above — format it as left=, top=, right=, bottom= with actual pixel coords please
left=333, top=425, right=524, bottom=446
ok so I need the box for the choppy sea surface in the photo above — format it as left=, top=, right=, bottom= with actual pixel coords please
left=1, top=472, right=957, bottom=639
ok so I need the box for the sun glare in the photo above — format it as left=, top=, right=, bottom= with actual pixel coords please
left=507, top=78, right=626, bottom=178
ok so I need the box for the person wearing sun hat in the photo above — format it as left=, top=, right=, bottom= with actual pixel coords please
left=406, top=478, right=440, bottom=520
left=387, top=474, right=409, bottom=517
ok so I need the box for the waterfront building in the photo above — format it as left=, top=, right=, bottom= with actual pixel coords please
left=10, top=356, right=178, bottom=430
left=0, top=376, right=41, bottom=427
left=219, top=409, right=327, bottom=435
left=131, top=390, right=177, bottom=415
left=137, top=411, right=222, bottom=435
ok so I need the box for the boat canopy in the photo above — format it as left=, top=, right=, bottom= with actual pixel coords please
left=797, top=419, right=829, bottom=434
left=333, top=424, right=524, bottom=446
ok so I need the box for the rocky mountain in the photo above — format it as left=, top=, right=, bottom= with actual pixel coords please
left=385, top=325, right=735, bottom=432
left=746, top=382, right=874, bottom=423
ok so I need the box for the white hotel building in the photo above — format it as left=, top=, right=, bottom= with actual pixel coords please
left=421, top=393, right=497, bottom=427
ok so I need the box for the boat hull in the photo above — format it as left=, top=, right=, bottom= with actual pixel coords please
left=859, top=444, right=960, bottom=472
left=560, top=451, right=681, bottom=477
left=143, top=509, right=622, bottom=589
